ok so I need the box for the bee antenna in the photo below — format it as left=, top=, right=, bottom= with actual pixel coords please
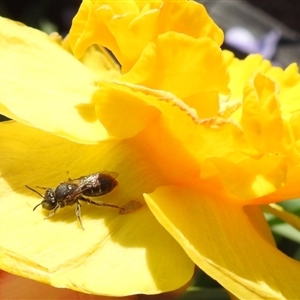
left=33, top=202, right=43, bottom=211
left=25, top=185, right=45, bottom=199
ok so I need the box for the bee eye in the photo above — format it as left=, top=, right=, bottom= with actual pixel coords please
left=42, top=190, right=57, bottom=210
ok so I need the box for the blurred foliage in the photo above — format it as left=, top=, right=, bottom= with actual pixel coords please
left=0, top=0, right=81, bottom=35
left=246, top=0, right=300, bottom=33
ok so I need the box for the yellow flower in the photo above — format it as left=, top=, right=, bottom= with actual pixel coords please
left=70, top=0, right=223, bottom=73
left=1, top=1, right=300, bottom=299
left=0, top=17, right=193, bottom=296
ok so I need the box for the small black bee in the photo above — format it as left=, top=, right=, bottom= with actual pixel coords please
left=26, top=172, right=124, bottom=229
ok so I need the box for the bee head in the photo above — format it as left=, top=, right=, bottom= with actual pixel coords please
left=25, top=185, right=57, bottom=211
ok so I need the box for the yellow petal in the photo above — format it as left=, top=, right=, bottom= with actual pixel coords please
left=94, top=84, right=201, bottom=186
left=242, top=74, right=282, bottom=154
left=225, top=54, right=272, bottom=103
left=158, top=0, right=223, bottom=45
left=204, top=153, right=288, bottom=201
left=120, top=32, right=229, bottom=103
left=69, top=0, right=223, bottom=72
left=95, top=80, right=290, bottom=201
left=265, top=63, right=300, bottom=120
left=93, top=82, right=250, bottom=164
left=79, top=45, right=121, bottom=81
left=222, top=54, right=270, bottom=122
left=0, top=17, right=107, bottom=144
left=218, top=58, right=300, bottom=200
left=241, top=73, right=297, bottom=159
left=54, top=34, right=121, bottom=81
left=225, top=53, right=300, bottom=127
left=0, top=121, right=194, bottom=295
left=145, top=185, right=300, bottom=299
left=69, top=0, right=161, bottom=72
left=259, top=165, right=300, bottom=203
left=93, top=82, right=161, bottom=139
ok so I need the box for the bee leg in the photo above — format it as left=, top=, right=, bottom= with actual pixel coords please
left=45, top=205, right=60, bottom=219
left=75, top=201, right=84, bottom=230
left=79, top=196, right=125, bottom=212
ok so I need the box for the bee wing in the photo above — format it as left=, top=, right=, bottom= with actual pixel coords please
left=63, top=171, right=119, bottom=198
left=67, top=171, right=118, bottom=182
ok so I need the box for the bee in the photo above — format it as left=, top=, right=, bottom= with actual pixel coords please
left=26, top=171, right=124, bottom=229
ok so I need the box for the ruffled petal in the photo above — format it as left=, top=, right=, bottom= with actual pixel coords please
left=224, top=53, right=300, bottom=127
left=69, top=0, right=161, bottom=72
left=93, top=72, right=298, bottom=202
left=120, top=32, right=229, bottom=104
left=69, top=0, right=223, bottom=72
left=158, top=0, right=223, bottom=45
left=204, top=153, right=288, bottom=201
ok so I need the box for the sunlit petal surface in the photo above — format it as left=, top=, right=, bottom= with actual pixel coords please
left=0, top=17, right=107, bottom=144
left=145, top=186, right=300, bottom=299
left=0, top=122, right=194, bottom=295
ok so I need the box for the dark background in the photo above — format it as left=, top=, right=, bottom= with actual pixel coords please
left=0, top=1, right=299, bottom=39
left=0, top=0, right=81, bottom=35
left=247, top=0, right=300, bottom=32
left=1, top=0, right=300, bottom=66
